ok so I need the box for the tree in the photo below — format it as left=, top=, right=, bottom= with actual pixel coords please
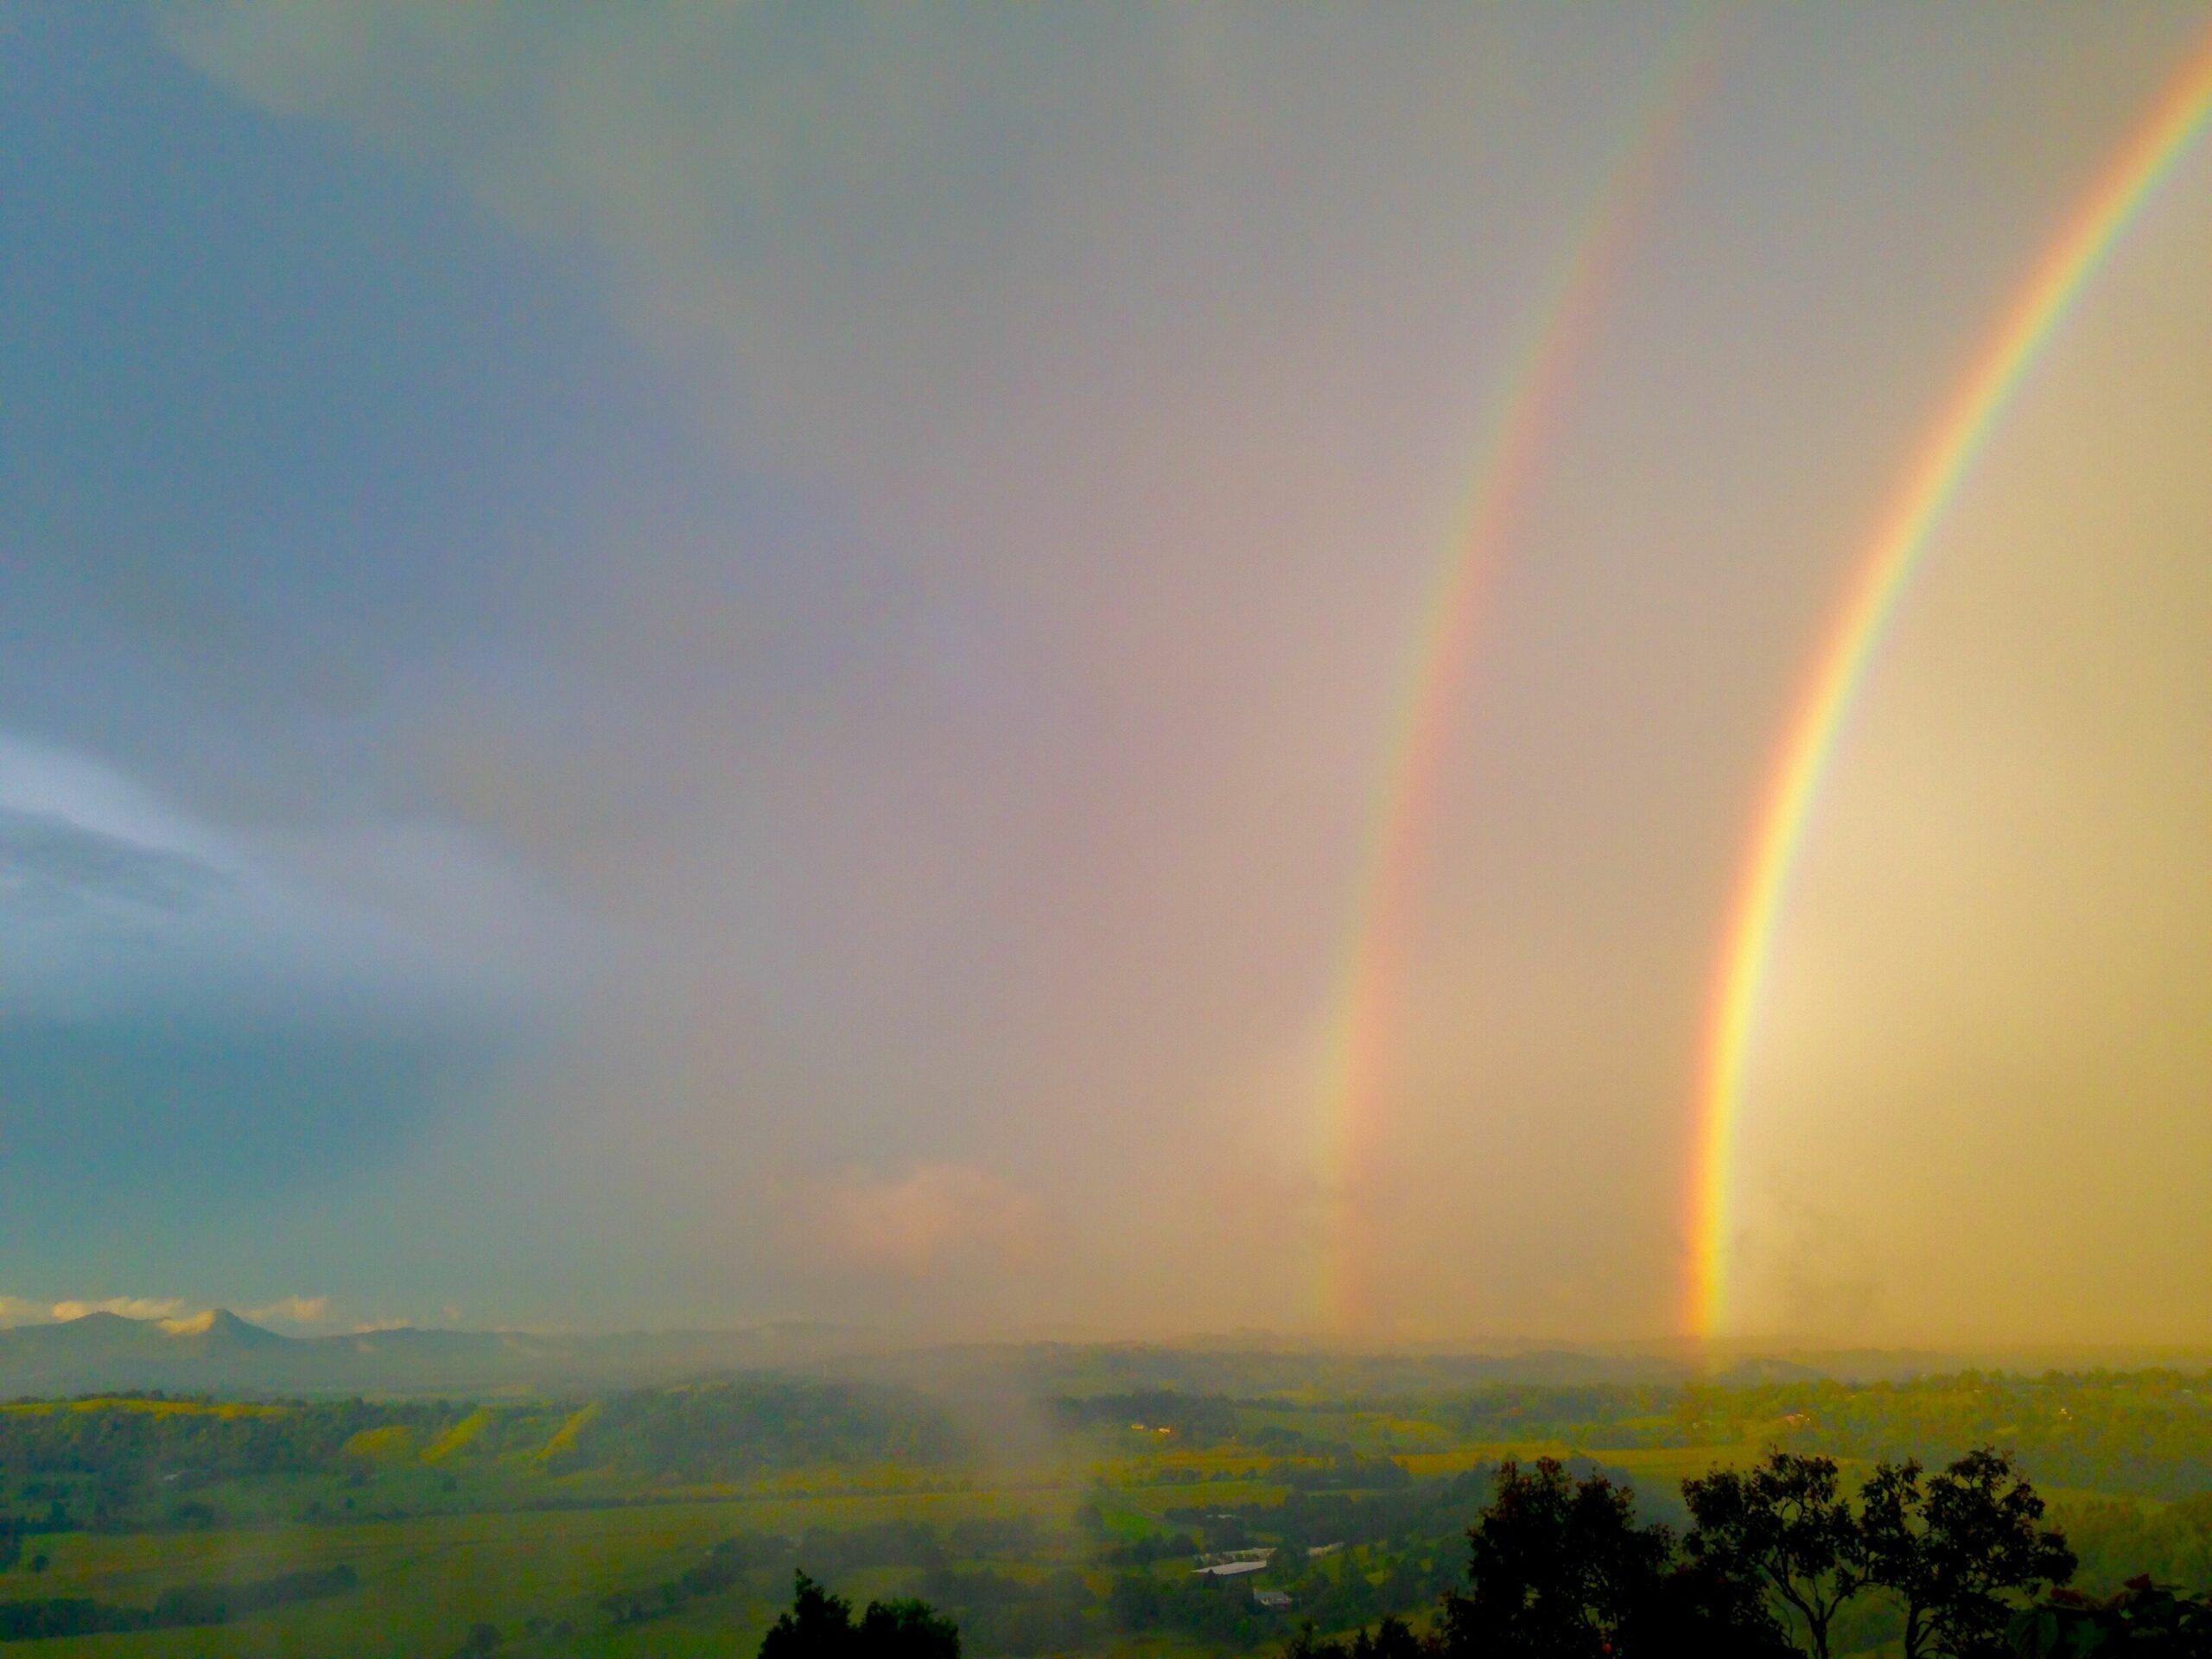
left=2010, top=1577, right=2212, bottom=1658
left=759, top=1573, right=961, bottom=1659
left=1685, top=1451, right=1870, bottom=1659
left=1434, top=1458, right=1673, bottom=1659
left=856, top=1597, right=962, bottom=1659
left=1352, top=1614, right=1428, bottom=1659
left=1860, top=1449, right=2074, bottom=1659
left=1624, top=1557, right=1797, bottom=1659
left=1283, top=1612, right=1430, bottom=1659
left=760, top=1574, right=855, bottom=1658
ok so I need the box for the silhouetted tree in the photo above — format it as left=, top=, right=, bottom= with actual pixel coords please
left=1283, top=1611, right=1429, bottom=1659
left=1355, top=1613, right=1428, bottom=1659
left=760, top=1573, right=852, bottom=1657
left=1686, top=1451, right=1870, bottom=1659
left=855, top=1597, right=962, bottom=1658
left=1434, top=1457, right=1673, bottom=1658
left=2010, top=1577, right=2212, bottom=1658
left=1623, top=1557, right=1797, bottom=1659
left=1427, top=1459, right=1792, bottom=1657
left=1860, top=1449, right=2074, bottom=1659
left=759, top=1572, right=960, bottom=1659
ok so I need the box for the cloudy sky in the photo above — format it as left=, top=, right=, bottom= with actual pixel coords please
left=4, top=3, right=2209, bottom=1344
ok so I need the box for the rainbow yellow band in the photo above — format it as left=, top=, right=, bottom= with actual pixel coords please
left=1319, top=36, right=1713, bottom=1333
left=1685, top=19, right=2212, bottom=1338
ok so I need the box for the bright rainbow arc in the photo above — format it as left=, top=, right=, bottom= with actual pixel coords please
left=1319, top=40, right=1712, bottom=1335
left=1685, top=20, right=2212, bottom=1340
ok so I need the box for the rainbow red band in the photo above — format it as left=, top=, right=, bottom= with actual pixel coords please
left=1319, top=35, right=1715, bottom=1334
left=1685, top=19, right=2212, bottom=1338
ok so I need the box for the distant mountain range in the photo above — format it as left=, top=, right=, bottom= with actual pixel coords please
left=0, top=1313, right=1783, bottom=1399
left=0, top=1311, right=878, bottom=1397
left=3, top=1312, right=2190, bottom=1401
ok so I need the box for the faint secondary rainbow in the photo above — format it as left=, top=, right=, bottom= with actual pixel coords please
left=1319, top=41, right=1712, bottom=1334
left=1685, top=19, right=2212, bottom=1340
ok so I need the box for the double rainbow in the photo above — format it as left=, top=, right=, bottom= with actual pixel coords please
left=1685, top=20, right=2212, bottom=1338
left=1319, top=39, right=1713, bottom=1334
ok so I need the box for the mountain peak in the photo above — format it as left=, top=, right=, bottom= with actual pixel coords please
left=159, top=1308, right=285, bottom=1349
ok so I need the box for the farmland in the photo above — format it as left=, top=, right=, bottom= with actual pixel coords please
left=2, top=1363, right=2210, bottom=1656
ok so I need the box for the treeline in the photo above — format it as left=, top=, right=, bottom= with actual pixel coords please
left=0, top=1397, right=461, bottom=1484
left=703, top=1445, right=2212, bottom=1659
left=1287, top=1449, right=2212, bottom=1659
left=1415, top=1372, right=2212, bottom=1499
left=1164, top=1470, right=1493, bottom=1552
left=1050, top=1390, right=1243, bottom=1443
left=609, top=1464, right=1674, bottom=1652
left=601, top=1535, right=786, bottom=1625
left=1448, top=1385, right=1694, bottom=1449
left=618, top=1475, right=1496, bottom=1654
left=1164, top=1461, right=1688, bottom=1555
left=601, top=1525, right=1097, bottom=1655
left=760, top=1573, right=960, bottom=1659
left=1058, top=1371, right=2212, bottom=1500
left=0, top=1562, right=358, bottom=1641
left=0, top=1396, right=467, bottom=1531
left=551, top=1379, right=970, bottom=1479
left=2056, top=1494, right=2212, bottom=1593
left=599, top=1517, right=1050, bottom=1627
left=1098, top=1468, right=1499, bottom=1649
left=0, top=1377, right=970, bottom=1530
left=1279, top=1453, right=1419, bottom=1493
left=1721, top=1372, right=2212, bottom=1500
left=1053, top=1386, right=1694, bottom=1454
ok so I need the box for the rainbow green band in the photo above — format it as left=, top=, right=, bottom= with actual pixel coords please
left=1686, top=20, right=2212, bottom=1338
left=1319, top=37, right=1713, bottom=1333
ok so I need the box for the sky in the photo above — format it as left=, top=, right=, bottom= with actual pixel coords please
left=3, top=3, right=2209, bottom=1346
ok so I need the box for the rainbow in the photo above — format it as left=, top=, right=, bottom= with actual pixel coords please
left=1319, top=40, right=1713, bottom=1334
left=1685, top=19, right=2212, bottom=1339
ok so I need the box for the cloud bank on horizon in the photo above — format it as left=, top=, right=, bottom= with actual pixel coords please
left=5, top=3, right=2210, bottom=1344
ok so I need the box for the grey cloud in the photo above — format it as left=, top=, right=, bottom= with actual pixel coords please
left=0, top=736, right=547, bottom=1032
left=157, top=3, right=1676, bottom=504
left=142, top=4, right=2212, bottom=1340
left=0, top=807, right=230, bottom=918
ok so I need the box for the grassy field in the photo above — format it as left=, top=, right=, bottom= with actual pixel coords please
left=6, top=1370, right=2209, bottom=1657
left=0, top=1447, right=1492, bottom=1656
left=10, top=1487, right=1096, bottom=1658
left=0, top=1432, right=1815, bottom=1658
left=0, top=1458, right=2182, bottom=1658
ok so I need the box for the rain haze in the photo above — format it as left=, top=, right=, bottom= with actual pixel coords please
left=7, top=3, right=2212, bottom=1352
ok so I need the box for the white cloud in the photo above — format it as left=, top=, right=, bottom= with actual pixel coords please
left=243, top=1295, right=333, bottom=1327
left=810, top=1163, right=1047, bottom=1281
